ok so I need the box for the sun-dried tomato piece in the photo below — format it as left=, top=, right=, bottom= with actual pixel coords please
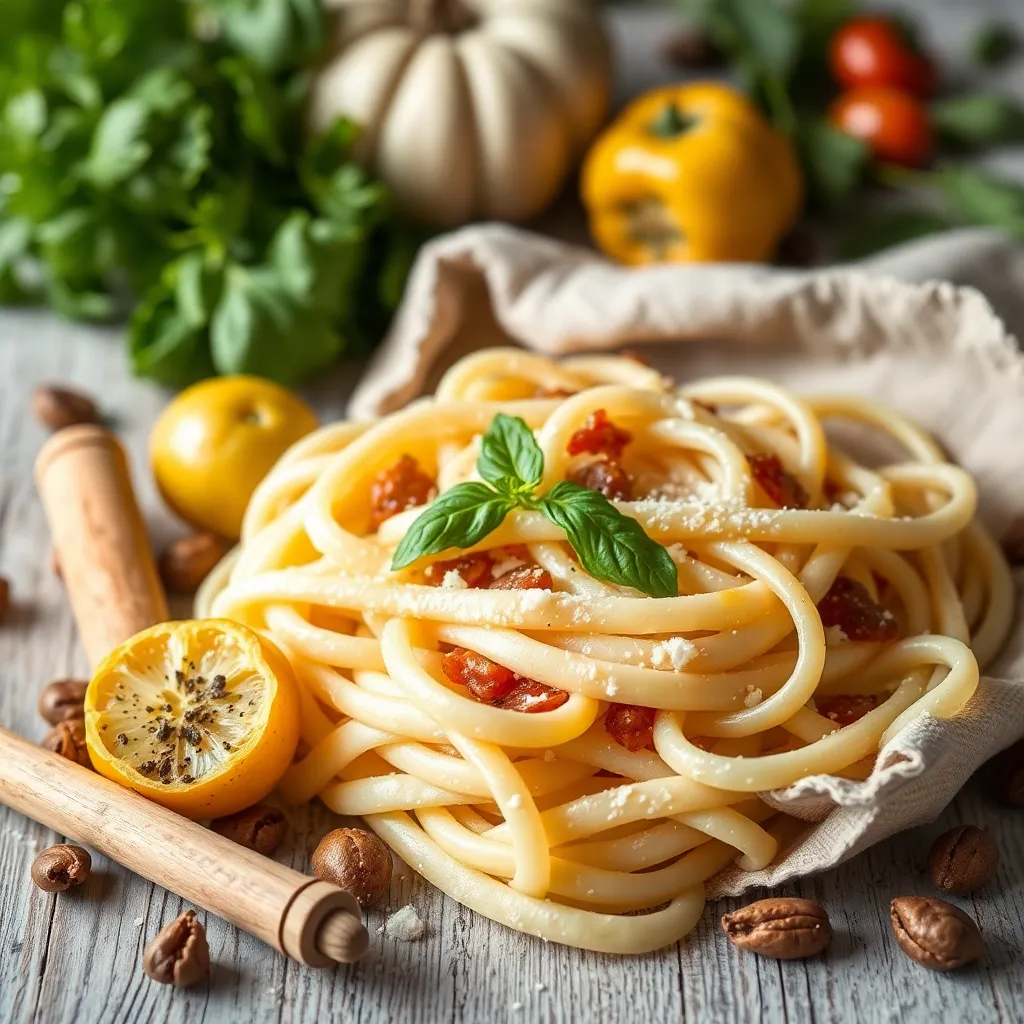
left=442, top=648, right=516, bottom=703
left=489, top=566, right=553, bottom=591
left=567, top=409, right=632, bottom=458
left=425, top=552, right=494, bottom=588
left=818, top=576, right=899, bottom=643
left=494, top=678, right=569, bottom=713
left=369, top=455, right=436, bottom=530
left=604, top=704, right=656, bottom=752
left=567, top=458, right=633, bottom=500
left=816, top=693, right=878, bottom=726
left=748, top=452, right=808, bottom=509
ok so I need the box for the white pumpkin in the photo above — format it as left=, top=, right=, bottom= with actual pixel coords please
left=310, top=0, right=612, bottom=227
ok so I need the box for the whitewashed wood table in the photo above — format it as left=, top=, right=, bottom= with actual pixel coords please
left=4, top=3, right=1024, bottom=1022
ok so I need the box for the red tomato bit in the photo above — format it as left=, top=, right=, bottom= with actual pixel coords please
left=425, top=552, right=494, bottom=588
left=748, top=452, right=808, bottom=509
left=818, top=576, right=899, bottom=643
left=567, top=409, right=632, bottom=458
left=604, top=704, right=656, bottom=752
left=490, top=566, right=553, bottom=591
left=567, top=458, right=633, bottom=500
left=369, top=454, right=436, bottom=530
left=442, top=648, right=516, bottom=703
left=816, top=693, right=879, bottom=726
left=494, top=678, right=569, bottom=714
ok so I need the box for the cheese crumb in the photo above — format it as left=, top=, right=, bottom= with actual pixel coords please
left=133, top=917, right=144, bottom=928
left=535, top=982, right=547, bottom=992
left=442, top=570, right=468, bottom=590
left=743, top=686, right=763, bottom=708
left=651, top=636, right=697, bottom=670
left=385, top=904, right=426, bottom=941
left=824, top=625, right=848, bottom=645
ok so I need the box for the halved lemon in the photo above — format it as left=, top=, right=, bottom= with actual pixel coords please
left=85, top=620, right=300, bottom=820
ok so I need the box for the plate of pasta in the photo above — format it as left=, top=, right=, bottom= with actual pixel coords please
left=200, top=348, right=1014, bottom=955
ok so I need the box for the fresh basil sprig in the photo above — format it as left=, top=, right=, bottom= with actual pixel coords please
left=391, top=414, right=678, bottom=599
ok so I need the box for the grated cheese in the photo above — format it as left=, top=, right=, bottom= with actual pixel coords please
left=385, top=904, right=426, bottom=941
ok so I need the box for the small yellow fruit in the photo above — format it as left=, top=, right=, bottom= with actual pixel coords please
left=85, top=619, right=300, bottom=820
left=151, top=376, right=317, bottom=540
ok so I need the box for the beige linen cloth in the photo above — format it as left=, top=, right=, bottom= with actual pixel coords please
left=348, top=224, right=1024, bottom=896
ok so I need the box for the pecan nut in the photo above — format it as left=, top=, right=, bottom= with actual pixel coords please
left=38, top=679, right=88, bottom=725
left=928, top=825, right=998, bottom=893
left=722, top=897, right=832, bottom=959
left=143, top=910, right=210, bottom=987
left=32, top=384, right=99, bottom=431
left=158, top=534, right=230, bottom=593
left=211, top=805, right=288, bottom=856
left=311, top=828, right=393, bottom=908
left=994, top=738, right=1024, bottom=806
left=31, top=844, right=91, bottom=892
left=890, top=896, right=983, bottom=971
left=41, top=718, right=91, bottom=767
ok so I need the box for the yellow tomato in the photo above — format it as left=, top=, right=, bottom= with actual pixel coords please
left=151, top=376, right=318, bottom=540
left=85, top=619, right=300, bottom=820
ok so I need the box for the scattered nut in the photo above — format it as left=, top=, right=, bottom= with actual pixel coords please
left=890, top=896, right=983, bottom=971
left=311, top=828, right=392, bottom=908
left=41, top=718, right=91, bottom=767
left=38, top=679, right=88, bottom=725
left=211, top=805, right=288, bottom=856
left=721, top=897, right=832, bottom=959
left=31, top=844, right=91, bottom=892
left=0, top=575, right=8, bottom=621
left=32, top=384, right=98, bottom=431
left=143, top=910, right=210, bottom=987
left=928, top=825, right=999, bottom=893
left=994, top=738, right=1024, bottom=806
left=659, top=29, right=722, bottom=69
left=158, top=533, right=229, bottom=593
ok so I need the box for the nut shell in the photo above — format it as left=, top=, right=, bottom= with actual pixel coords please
left=722, top=897, right=831, bottom=959
left=143, top=910, right=210, bottom=987
left=311, top=827, right=392, bottom=908
left=928, top=825, right=998, bottom=893
left=31, top=844, right=91, bottom=892
left=32, top=384, right=98, bottom=431
left=211, top=804, right=288, bottom=856
left=38, top=679, right=88, bottom=725
left=41, top=718, right=91, bottom=767
left=890, top=896, right=983, bottom=971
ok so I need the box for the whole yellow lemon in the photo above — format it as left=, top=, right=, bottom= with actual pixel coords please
left=151, top=376, right=317, bottom=539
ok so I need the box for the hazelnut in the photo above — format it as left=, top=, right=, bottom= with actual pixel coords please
left=311, top=828, right=392, bottom=907
left=38, top=679, right=88, bottom=725
left=158, top=534, right=230, bottom=593
left=143, top=910, right=210, bottom=987
left=32, top=384, right=99, bottom=431
left=211, top=805, right=288, bottom=856
left=31, top=844, right=91, bottom=892
left=41, top=718, right=91, bottom=767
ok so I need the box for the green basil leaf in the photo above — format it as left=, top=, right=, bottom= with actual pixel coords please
left=83, top=97, right=151, bottom=188
left=936, top=166, right=1024, bottom=237
left=795, top=117, right=869, bottom=211
left=971, top=23, right=1018, bottom=67
left=478, top=414, right=544, bottom=493
left=931, top=94, right=1024, bottom=150
left=391, top=483, right=514, bottom=571
left=840, top=210, right=951, bottom=260
left=539, top=482, right=678, bottom=599
left=130, top=280, right=214, bottom=388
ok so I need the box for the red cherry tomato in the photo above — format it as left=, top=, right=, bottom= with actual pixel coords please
left=828, top=86, right=934, bottom=167
left=830, top=17, right=935, bottom=97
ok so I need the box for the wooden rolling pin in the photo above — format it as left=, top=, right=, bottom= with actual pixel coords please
left=0, top=425, right=368, bottom=967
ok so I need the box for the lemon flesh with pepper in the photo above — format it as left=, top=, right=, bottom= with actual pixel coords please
left=85, top=620, right=300, bottom=820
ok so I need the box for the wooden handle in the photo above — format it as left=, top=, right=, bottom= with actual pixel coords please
left=21, top=426, right=370, bottom=966
left=35, top=426, right=169, bottom=668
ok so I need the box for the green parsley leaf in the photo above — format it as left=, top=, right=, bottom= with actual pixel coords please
left=391, top=483, right=515, bottom=571
left=840, top=210, right=951, bottom=260
left=795, top=117, right=869, bottom=211
left=478, top=414, right=544, bottom=494
left=931, top=94, right=1024, bottom=151
left=935, top=166, right=1024, bottom=238
left=971, top=22, right=1018, bottom=67
left=538, top=481, right=679, bottom=599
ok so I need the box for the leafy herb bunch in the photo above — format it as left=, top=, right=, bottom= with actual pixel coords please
left=393, top=414, right=679, bottom=599
left=0, top=0, right=420, bottom=385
